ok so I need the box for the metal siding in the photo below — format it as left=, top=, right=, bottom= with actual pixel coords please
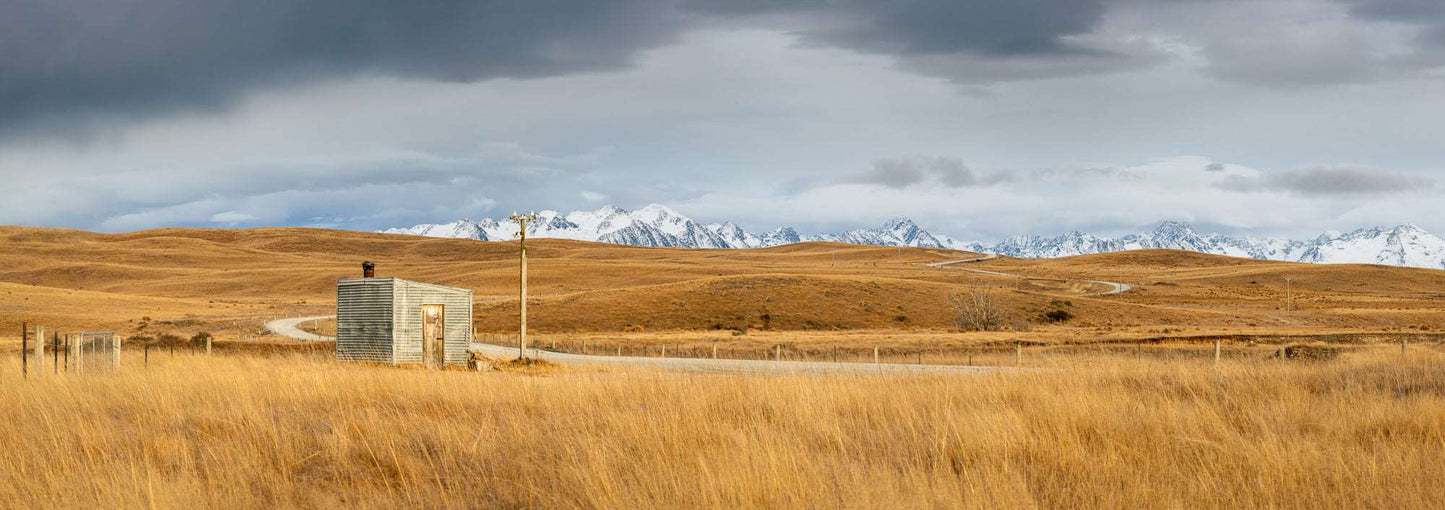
left=336, top=279, right=395, bottom=363
left=392, top=279, right=473, bottom=366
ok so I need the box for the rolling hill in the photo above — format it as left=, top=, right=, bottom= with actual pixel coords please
left=0, top=225, right=1442, bottom=344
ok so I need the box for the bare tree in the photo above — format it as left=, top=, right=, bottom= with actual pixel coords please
left=951, top=287, right=1006, bottom=331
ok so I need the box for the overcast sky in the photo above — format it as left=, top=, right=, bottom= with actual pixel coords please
left=2, top=0, right=1442, bottom=240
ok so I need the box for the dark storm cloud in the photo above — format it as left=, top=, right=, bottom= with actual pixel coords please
left=1215, top=165, right=1434, bottom=196
left=0, top=0, right=684, bottom=136
left=1, top=0, right=1145, bottom=136
left=690, top=0, right=1152, bottom=82
left=1204, top=163, right=1226, bottom=172
left=690, top=0, right=1108, bottom=55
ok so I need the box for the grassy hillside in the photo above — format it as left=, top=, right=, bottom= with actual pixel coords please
left=0, top=226, right=1442, bottom=343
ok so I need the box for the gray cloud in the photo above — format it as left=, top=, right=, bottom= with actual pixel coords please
left=851, top=157, right=992, bottom=189
left=693, top=0, right=1158, bottom=82
left=0, top=0, right=1167, bottom=137
left=1215, top=165, right=1434, bottom=196
left=0, top=1, right=684, bottom=137
left=1205, top=163, right=1226, bottom=172
left=11, top=0, right=1435, bottom=138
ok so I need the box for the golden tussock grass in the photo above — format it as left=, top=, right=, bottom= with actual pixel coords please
left=2, top=350, right=1443, bottom=508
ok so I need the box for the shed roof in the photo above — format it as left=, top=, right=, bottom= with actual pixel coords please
left=337, top=277, right=473, bottom=294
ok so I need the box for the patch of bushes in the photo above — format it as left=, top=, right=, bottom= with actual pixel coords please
left=1043, top=309, right=1074, bottom=323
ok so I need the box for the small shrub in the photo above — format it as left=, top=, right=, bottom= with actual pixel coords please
left=190, top=332, right=213, bottom=347
left=951, top=287, right=1006, bottom=331
left=1044, top=310, right=1074, bottom=323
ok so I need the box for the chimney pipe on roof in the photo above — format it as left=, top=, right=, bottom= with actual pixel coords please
left=362, top=261, right=375, bottom=278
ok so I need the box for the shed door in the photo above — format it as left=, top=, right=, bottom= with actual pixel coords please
left=422, top=304, right=445, bottom=369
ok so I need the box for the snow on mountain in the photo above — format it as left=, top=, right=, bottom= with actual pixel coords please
left=989, top=222, right=1445, bottom=269
left=380, top=219, right=492, bottom=241
left=1295, top=225, right=1445, bottom=268
left=381, top=205, right=1445, bottom=270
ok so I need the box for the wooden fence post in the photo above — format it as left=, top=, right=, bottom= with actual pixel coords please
left=206, top=335, right=212, bottom=355
left=145, top=344, right=150, bottom=368
left=712, top=342, right=718, bottom=359
left=661, top=345, right=666, bottom=358
left=1401, top=339, right=1408, bottom=361
left=1016, top=343, right=1022, bottom=367
left=1214, top=339, right=1221, bottom=365
left=63, top=334, right=70, bottom=372
left=617, top=345, right=622, bottom=357
left=52, top=332, right=59, bottom=374
left=873, top=346, right=879, bottom=364
left=33, top=326, right=44, bottom=373
left=775, top=345, right=781, bottom=362
left=21, top=322, right=27, bottom=379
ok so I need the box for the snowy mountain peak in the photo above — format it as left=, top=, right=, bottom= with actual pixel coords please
left=380, top=207, right=1445, bottom=270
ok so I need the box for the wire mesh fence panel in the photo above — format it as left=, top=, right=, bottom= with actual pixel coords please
left=67, top=332, right=119, bottom=374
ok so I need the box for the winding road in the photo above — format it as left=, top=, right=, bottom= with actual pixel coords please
left=926, top=254, right=1131, bottom=296
left=263, top=315, right=335, bottom=341
left=265, top=250, right=1127, bottom=372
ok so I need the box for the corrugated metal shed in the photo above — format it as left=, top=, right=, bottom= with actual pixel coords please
left=336, top=277, right=473, bottom=367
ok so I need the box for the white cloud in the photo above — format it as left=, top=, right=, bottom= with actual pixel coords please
left=580, top=190, right=608, bottom=202
left=208, top=211, right=258, bottom=224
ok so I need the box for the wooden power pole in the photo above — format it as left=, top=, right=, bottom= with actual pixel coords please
left=510, top=213, right=537, bottom=359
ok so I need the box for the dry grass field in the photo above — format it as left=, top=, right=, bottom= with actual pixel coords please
left=2, top=348, right=1443, bottom=508
left=1, top=225, right=1443, bottom=350
left=2, top=225, right=1444, bottom=508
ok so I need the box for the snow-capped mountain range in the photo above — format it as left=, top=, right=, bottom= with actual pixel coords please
left=381, top=204, right=1445, bottom=270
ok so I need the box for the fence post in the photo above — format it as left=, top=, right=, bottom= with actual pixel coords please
left=661, top=345, right=666, bottom=358
left=33, top=326, right=44, bottom=373
left=617, top=345, right=622, bottom=357
left=582, top=339, right=587, bottom=355
left=145, top=344, right=150, bottom=368
left=52, top=332, right=59, bottom=374
left=114, top=335, right=121, bottom=371
left=1401, top=339, right=1407, bottom=361
left=1214, top=339, right=1221, bottom=365
left=20, top=322, right=27, bottom=379
left=206, top=335, right=212, bottom=355
left=874, top=346, right=879, bottom=364
left=775, top=345, right=781, bottom=362
left=1016, top=343, right=1022, bottom=367
left=63, top=334, right=70, bottom=372
left=712, top=342, right=718, bottom=359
